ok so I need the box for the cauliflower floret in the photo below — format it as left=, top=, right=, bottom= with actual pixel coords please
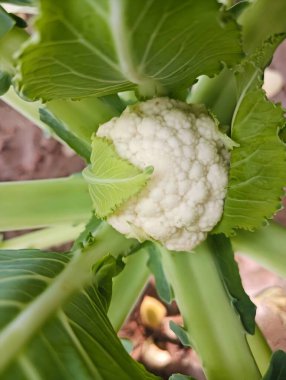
left=97, top=97, right=229, bottom=251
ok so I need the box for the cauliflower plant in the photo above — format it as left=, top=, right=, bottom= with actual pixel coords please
left=96, top=97, right=230, bottom=251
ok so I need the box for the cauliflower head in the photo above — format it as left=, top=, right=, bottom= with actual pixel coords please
left=97, top=97, right=229, bottom=251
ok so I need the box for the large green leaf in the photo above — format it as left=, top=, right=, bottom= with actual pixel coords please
left=214, top=37, right=286, bottom=235
left=83, top=136, right=153, bottom=218
left=0, top=247, right=159, bottom=379
left=16, top=0, right=242, bottom=101
left=215, top=87, right=286, bottom=234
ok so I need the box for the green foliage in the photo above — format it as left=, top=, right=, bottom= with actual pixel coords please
left=0, top=6, right=15, bottom=38
left=72, top=215, right=101, bottom=251
left=0, top=27, right=27, bottom=95
left=216, top=87, right=286, bottom=234
left=83, top=136, right=153, bottom=218
left=215, top=37, right=286, bottom=235
left=262, top=351, right=286, bottom=380
left=208, top=235, right=256, bottom=334
left=93, top=254, right=125, bottom=311
left=0, top=248, right=159, bottom=380
left=16, top=0, right=242, bottom=101
left=1, top=0, right=285, bottom=379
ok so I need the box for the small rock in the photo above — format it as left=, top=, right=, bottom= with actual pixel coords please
left=263, top=68, right=284, bottom=98
left=141, top=339, right=172, bottom=368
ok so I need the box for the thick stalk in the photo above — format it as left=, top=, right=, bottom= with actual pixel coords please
left=0, top=224, right=85, bottom=250
left=108, top=248, right=150, bottom=331
left=0, top=176, right=91, bottom=231
left=0, top=222, right=138, bottom=372
left=160, top=243, right=262, bottom=380
left=232, top=222, right=286, bottom=278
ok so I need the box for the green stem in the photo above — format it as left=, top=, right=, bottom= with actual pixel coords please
left=0, top=222, right=138, bottom=373
left=232, top=222, right=286, bottom=278
left=0, top=224, right=85, bottom=250
left=1, top=87, right=51, bottom=135
left=160, top=243, right=262, bottom=380
left=108, top=248, right=150, bottom=331
left=0, top=175, right=91, bottom=231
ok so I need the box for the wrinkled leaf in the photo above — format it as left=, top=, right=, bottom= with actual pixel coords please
left=16, top=0, right=242, bottom=101
left=83, top=136, right=153, bottom=218
left=215, top=36, right=286, bottom=235
left=215, top=87, right=286, bottom=235
left=208, top=235, right=256, bottom=334
left=262, top=350, right=286, bottom=380
left=0, top=249, right=159, bottom=380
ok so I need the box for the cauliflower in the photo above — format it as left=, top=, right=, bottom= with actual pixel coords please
left=96, top=97, right=229, bottom=251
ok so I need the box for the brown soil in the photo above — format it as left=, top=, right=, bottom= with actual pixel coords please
left=1, top=41, right=286, bottom=380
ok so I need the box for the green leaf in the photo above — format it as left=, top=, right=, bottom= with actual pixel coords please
left=214, top=36, right=286, bottom=235
left=0, top=6, right=15, bottom=38
left=147, top=244, right=173, bottom=304
left=215, top=87, right=286, bottom=235
left=0, top=248, right=159, bottom=380
left=169, top=321, right=191, bottom=348
left=83, top=136, right=153, bottom=218
left=238, top=0, right=286, bottom=54
left=72, top=215, right=101, bottom=251
left=263, top=350, right=286, bottom=380
left=0, top=71, right=11, bottom=95
left=0, top=27, right=27, bottom=95
left=208, top=235, right=256, bottom=334
left=93, top=254, right=125, bottom=312
left=16, top=0, right=242, bottom=101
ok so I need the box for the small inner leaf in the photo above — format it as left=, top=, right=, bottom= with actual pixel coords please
left=83, top=136, right=153, bottom=218
left=169, top=321, right=192, bottom=348
left=208, top=235, right=256, bottom=334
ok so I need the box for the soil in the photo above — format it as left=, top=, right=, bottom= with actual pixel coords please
left=1, top=41, right=286, bottom=380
